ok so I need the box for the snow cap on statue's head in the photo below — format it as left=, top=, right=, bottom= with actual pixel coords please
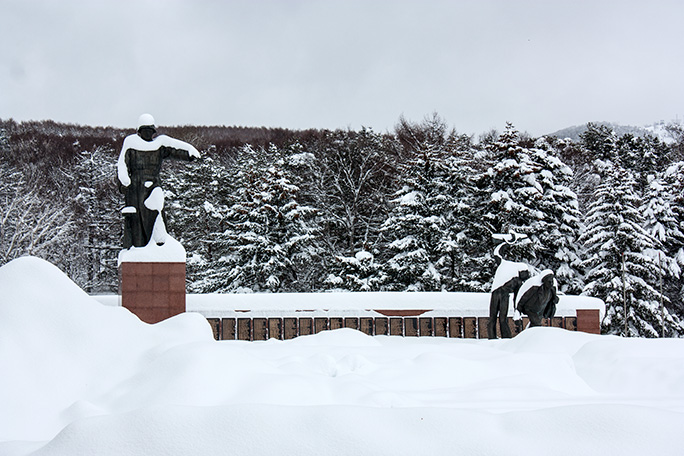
left=137, top=113, right=156, bottom=130
left=540, top=269, right=557, bottom=287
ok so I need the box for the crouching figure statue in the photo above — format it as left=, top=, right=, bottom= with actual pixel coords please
left=488, top=231, right=531, bottom=339
left=515, top=270, right=559, bottom=328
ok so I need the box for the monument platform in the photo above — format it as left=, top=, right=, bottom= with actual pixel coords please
left=118, top=237, right=188, bottom=324
left=119, top=262, right=186, bottom=324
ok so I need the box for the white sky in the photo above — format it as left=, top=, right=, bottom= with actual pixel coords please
left=1, top=0, right=683, bottom=136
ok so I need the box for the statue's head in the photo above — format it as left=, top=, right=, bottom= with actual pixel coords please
left=541, top=271, right=555, bottom=287
left=137, top=113, right=156, bottom=141
left=519, top=269, right=530, bottom=281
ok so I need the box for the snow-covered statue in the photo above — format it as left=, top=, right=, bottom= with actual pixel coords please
left=489, top=231, right=531, bottom=339
left=117, top=114, right=200, bottom=250
left=515, top=270, right=559, bottom=328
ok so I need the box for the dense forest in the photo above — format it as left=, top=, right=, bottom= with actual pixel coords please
left=2, top=115, right=684, bottom=337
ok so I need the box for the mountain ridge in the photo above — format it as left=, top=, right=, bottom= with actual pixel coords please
left=548, top=119, right=681, bottom=143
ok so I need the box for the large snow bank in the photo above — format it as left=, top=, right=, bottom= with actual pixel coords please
left=0, top=257, right=212, bottom=444
left=1, top=257, right=683, bottom=456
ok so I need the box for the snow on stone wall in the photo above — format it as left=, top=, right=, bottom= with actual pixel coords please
left=94, top=291, right=605, bottom=319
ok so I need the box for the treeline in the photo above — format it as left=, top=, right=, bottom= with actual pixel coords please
left=1, top=115, right=684, bottom=337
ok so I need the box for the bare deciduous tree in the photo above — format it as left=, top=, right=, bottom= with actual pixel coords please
left=0, top=166, right=72, bottom=265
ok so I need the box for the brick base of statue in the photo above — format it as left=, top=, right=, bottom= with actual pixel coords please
left=576, top=309, right=601, bottom=334
left=119, top=262, right=186, bottom=324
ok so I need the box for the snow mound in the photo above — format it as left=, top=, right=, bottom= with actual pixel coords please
left=287, top=327, right=381, bottom=347
left=574, top=336, right=684, bottom=395
left=1, top=257, right=683, bottom=456
left=0, top=257, right=213, bottom=442
left=27, top=404, right=684, bottom=456
left=498, top=325, right=600, bottom=355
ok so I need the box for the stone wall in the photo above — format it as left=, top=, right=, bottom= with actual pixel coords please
left=205, top=314, right=586, bottom=341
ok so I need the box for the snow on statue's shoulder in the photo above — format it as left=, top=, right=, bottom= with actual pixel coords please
left=515, top=270, right=555, bottom=306
left=118, top=235, right=186, bottom=265
left=120, top=133, right=200, bottom=157
left=491, top=260, right=529, bottom=291
left=117, top=133, right=200, bottom=186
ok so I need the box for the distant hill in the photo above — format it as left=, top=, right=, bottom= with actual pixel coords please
left=548, top=120, right=681, bottom=144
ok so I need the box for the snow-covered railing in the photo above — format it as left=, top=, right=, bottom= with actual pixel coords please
left=94, top=291, right=604, bottom=340
left=185, top=292, right=604, bottom=340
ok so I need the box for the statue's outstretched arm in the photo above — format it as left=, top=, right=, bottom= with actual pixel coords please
left=157, top=135, right=200, bottom=161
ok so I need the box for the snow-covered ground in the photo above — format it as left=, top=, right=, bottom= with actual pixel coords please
left=1, top=257, right=683, bottom=456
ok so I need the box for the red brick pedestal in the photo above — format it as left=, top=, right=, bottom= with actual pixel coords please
left=120, top=262, right=186, bottom=323
left=576, top=309, right=601, bottom=334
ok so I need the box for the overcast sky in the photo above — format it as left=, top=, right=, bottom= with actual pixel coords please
left=1, top=0, right=683, bottom=136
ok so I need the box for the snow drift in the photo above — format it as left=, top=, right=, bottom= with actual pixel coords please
left=0, top=257, right=212, bottom=444
left=1, top=257, right=683, bottom=456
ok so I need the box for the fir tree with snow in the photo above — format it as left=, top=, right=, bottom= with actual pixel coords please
left=434, top=142, right=491, bottom=291
left=197, top=146, right=320, bottom=293
left=528, top=137, right=584, bottom=293
left=323, top=250, right=381, bottom=291
left=641, top=173, right=683, bottom=276
left=580, top=167, right=683, bottom=337
left=477, top=124, right=545, bottom=258
left=658, top=161, right=684, bottom=317
left=615, top=133, right=669, bottom=191
left=376, top=138, right=456, bottom=291
left=580, top=123, right=618, bottom=162
left=474, top=124, right=583, bottom=292
left=162, top=150, right=237, bottom=290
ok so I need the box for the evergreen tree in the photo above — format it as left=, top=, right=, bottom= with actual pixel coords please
left=580, top=123, right=618, bottom=161
left=377, top=141, right=451, bottom=291
left=323, top=250, right=381, bottom=291
left=390, top=114, right=482, bottom=291
left=580, top=168, right=683, bottom=337
left=162, top=148, right=237, bottom=288
left=435, top=140, right=489, bottom=291
left=474, top=124, right=583, bottom=292
left=640, top=172, right=684, bottom=321
left=659, top=161, right=684, bottom=318
left=529, top=137, right=584, bottom=293
left=196, top=146, right=320, bottom=293
left=477, top=124, right=544, bottom=254
left=616, top=133, right=669, bottom=191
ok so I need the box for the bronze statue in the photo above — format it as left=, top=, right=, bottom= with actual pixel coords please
left=489, top=269, right=529, bottom=339
left=488, top=231, right=531, bottom=339
left=117, top=114, right=199, bottom=249
left=515, top=270, right=559, bottom=327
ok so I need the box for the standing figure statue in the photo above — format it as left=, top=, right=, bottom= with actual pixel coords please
left=515, top=270, right=559, bottom=328
left=117, top=114, right=200, bottom=249
left=488, top=231, right=531, bottom=339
